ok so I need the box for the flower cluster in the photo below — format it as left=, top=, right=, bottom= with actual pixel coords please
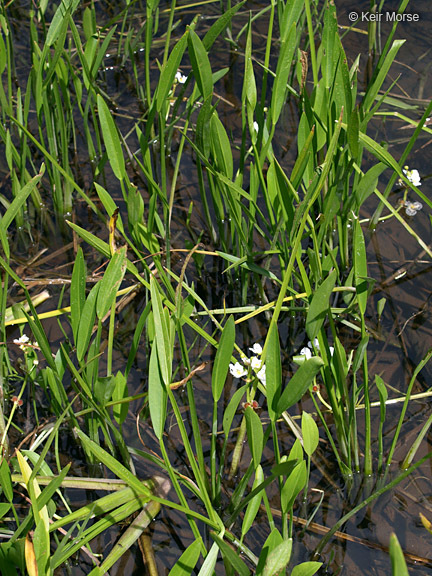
left=299, top=338, right=334, bottom=360
left=13, top=334, right=39, bottom=367
left=402, top=166, right=421, bottom=187
left=229, top=343, right=266, bottom=385
left=403, top=199, right=423, bottom=217
left=13, top=334, right=31, bottom=351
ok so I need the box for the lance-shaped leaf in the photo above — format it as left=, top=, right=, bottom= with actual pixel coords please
left=306, top=270, right=337, bottom=341
left=96, top=245, right=127, bottom=320
left=97, top=93, right=125, bottom=181
left=212, top=316, right=235, bottom=402
left=276, top=358, right=324, bottom=416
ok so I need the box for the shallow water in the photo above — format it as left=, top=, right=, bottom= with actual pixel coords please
left=3, top=0, right=432, bottom=573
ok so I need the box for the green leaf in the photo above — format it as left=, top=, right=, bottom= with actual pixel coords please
left=97, top=94, right=125, bottom=181
left=306, top=270, right=337, bottom=341
left=198, top=541, right=219, bottom=576
left=2, top=169, right=44, bottom=231
left=245, top=407, right=264, bottom=469
left=74, top=429, right=152, bottom=498
left=76, top=283, right=100, bottom=362
left=0, top=32, right=6, bottom=75
left=156, top=32, right=189, bottom=113
left=0, top=460, right=13, bottom=503
left=375, top=374, right=388, bottom=423
left=210, top=113, right=233, bottom=179
left=263, top=539, right=292, bottom=576
left=241, top=465, right=264, bottom=536
left=354, top=221, right=368, bottom=315
left=362, top=40, right=405, bottom=115
left=242, top=17, right=256, bottom=109
left=96, top=246, right=127, bottom=320
left=353, top=163, right=387, bottom=210
left=281, top=461, right=306, bottom=513
left=276, top=358, right=324, bottom=416
left=202, top=1, right=245, bottom=51
left=223, top=384, right=247, bottom=437
left=46, top=0, right=80, bottom=47
left=257, top=529, right=283, bottom=575
left=70, top=247, right=86, bottom=345
left=94, top=375, right=117, bottom=406
left=212, top=316, right=235, bottom=402
left=148, top=344, right=167, bottom=440
left=389, top=533, right=409, bottom=576
left=347, top=106, right=359, bottom=158
left=211, top=533, right=251, bottom=576
left=301, top=412, right=319, bottom=457
left=169, top=539, right=203, bottom=576
left=150, top=277, right=172, bottom=386
left=352, top=334, right=369, bottom=374
left=188, top=29, right=213, bottom=101
left=112, top=371, right=128, bottom=426
left=265, top=325, right=282, bottom=420
left=271, top=23, right=296, bottom=126
left=291, top=561, right=322, bottom=576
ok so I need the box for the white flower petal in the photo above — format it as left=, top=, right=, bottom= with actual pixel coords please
left=300, top=347, right=312, bottom=359
left=249, top=343, right=263, bottom=355
left=250, top=356, right=262, bottom=371
left=229, top=362, right=247, bottom=378
left=257, top=366, right=266, bottom=384
left=175, top=70, right=187, bottom=84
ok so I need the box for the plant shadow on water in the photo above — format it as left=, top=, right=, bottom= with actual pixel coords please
left=1, top=0, right=432, bottom=574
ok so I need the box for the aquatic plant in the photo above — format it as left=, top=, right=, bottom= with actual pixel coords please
left=0, top=0, right=430, bottom=573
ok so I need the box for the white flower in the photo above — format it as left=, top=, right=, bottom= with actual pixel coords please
left=257, top=366, right=266, bottom=385
left=229, top=362, right=247, bottom=378
left=329, top=346, right=335, bottom=356
left=13, top=334, right=30, bottom=350
left=300, top=347, right=312, bottom=359
left=33, top=359, right=39, bottom=366
left=249, top=343, right=263, bottom=355
left=403, top=166, right=421, bottom=187
left=404, top=200, right=423, bottom=216
left=253, top=121, right=259, bottom=133
left=250, top=356, right=262, bottom=371
left=175, top=70, right=187, bottom=84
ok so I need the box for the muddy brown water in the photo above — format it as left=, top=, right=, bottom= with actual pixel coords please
left=3, top=0, right=432, bottom=574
